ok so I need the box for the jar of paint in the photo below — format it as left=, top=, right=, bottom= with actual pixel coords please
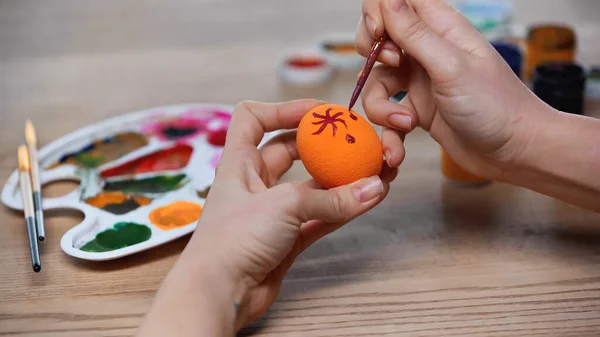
left=491, top=41, right=522, bottom=78
left=441, top=149, right=490, bottom=185
left=317, top=32, right=364, bottom=70
left=532, top=62, right=586, bottom=115
left=454, top=0, right=513, bottom=41
left=525, top=24, right=576, bottom=80
left=278, top=49, right=333, bottom=86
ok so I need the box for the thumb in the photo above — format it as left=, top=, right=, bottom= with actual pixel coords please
left=381, top=0, right=462, bottom=83
left=294, top=176, right=385, bottom=223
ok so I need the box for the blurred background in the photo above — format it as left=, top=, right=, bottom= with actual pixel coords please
left=1, top=0, right=599, bottom=170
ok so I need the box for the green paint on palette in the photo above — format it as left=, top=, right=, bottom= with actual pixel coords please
left=73, top=152, right=105, bottom=167
left=79, top=222, right=152, bottom=252
left=102, top=198, right=146, bottom=215
left=103, top=174, right=187, bottom=194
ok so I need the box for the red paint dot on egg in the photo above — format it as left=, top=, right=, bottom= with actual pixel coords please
left=346, top=134, right=356, bottom=144
left=208, top=128, right=227, bottom=146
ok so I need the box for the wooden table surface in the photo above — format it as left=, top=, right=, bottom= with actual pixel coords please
left=2, top=1, right=600, bottom=336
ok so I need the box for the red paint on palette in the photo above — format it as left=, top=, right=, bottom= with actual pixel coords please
left=208, top=128, right=227, bottom=146
left=101, top=144, right=193, bottom=179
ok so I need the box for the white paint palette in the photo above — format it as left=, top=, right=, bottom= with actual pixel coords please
left=2, top=104, right=277, bottom=261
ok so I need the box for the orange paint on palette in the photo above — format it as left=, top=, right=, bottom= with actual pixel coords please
left=149, top=201, right=202, bottom=231
left=100, top=144, right=193, bottom=179
left=86, top=192, right=127, bottom=208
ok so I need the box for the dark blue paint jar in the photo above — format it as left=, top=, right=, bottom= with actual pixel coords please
left=492, top=41, right=522, bottom=78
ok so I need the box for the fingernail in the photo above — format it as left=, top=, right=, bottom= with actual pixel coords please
left=353, top=176, right=384, bottom=203
left=385, top=150, right=393, bottom=167
left=387, top=0, right=407, bottom=12
left=380, top=49, right=401, bottom=67
left=388, top=114, right=412, bottom=130
left=365, top=15, right=377, bottom=38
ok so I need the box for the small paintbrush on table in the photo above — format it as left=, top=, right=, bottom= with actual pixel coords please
left=18, top=145, right=42, bottom=273
left=25, top=120, right=45, bottom=242
left=348, top=33, right=388, bottom=112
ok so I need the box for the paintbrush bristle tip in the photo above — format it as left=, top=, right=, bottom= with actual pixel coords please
left=18, top=145, right=31, bottom=172
left=25, top=120, right=37, bottom=145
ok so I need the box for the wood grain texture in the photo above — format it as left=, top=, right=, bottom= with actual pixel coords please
left=1, top=1, right=600, bottom=336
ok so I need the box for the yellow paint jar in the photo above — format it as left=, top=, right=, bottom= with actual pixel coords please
left=525, top=25, right=576, bottom=80
left=441, top=149, right=490, bottom=185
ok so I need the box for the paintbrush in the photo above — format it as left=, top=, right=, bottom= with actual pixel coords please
left=348, top=33, right=388, bottom=112
left=18, top=145, right=42, bottom=273
left=25, top=120, right=45, bottom=242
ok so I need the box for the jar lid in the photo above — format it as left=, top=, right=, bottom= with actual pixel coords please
left=533, top=62, right=585, bottom=87
left=527, top=24, right=576, bottom=51
left=532, top=62, right=586, bottom=114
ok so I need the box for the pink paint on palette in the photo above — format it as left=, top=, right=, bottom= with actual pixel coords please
left=210, top=151, right=222, bottom=169
left=142, top=108, right=232, bottom=143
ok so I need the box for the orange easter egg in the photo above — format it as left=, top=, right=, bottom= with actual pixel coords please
left=297, top=104, right=383, bottom=188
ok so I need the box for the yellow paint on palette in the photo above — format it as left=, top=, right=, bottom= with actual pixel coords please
left=149, top=201, right=202, bottom=231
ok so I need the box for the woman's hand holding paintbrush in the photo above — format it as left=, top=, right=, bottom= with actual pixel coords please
left=354, top=0, right=600, bottom=213
left=354, top=0, right=539, bottom=176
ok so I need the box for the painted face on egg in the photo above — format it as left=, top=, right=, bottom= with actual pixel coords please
left=310, top=107, right=358, bottom=142
left=296, top=104, right=383, bottom=189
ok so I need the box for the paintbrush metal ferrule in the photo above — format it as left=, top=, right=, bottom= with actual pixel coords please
left=25, top=120, right=45, bottom=241
left=18, top=145, right=41, bottom=273
left=348, top=34, right=387, bottom=112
